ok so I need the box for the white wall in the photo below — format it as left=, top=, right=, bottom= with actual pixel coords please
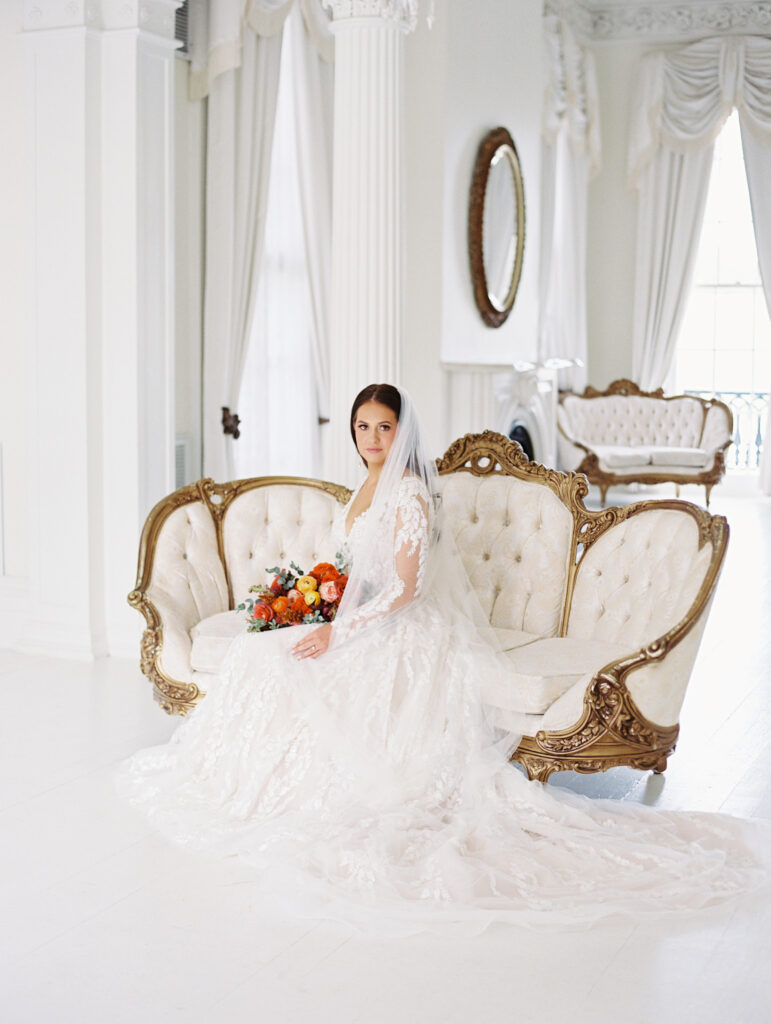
left=403, top=0, right=544, bottom=455
left=403, top=9, right=448, bottom=459
left=585, top=41, right=644, bottom=390
left=0, top=1, right=28, bottom=584
left=440, top=0, right=542, bottom=370
left=173, top=58, right=206, bottom=484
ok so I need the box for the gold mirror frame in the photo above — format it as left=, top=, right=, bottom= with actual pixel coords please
left=468, top=126, right=526, bottom=328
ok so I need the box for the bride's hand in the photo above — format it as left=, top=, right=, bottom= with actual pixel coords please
left=292, top=623, right=332, bottom=660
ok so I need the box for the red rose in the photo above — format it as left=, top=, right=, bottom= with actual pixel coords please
left=252, top=600, right=273, bottom=622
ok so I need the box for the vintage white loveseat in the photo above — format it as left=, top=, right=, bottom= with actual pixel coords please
left=558, top=379, right=733, bottom=506
left=129, top=432, right=728, bottom=782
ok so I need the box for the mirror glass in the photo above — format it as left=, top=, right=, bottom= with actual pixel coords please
left=483, top=145, right=519, bottom=311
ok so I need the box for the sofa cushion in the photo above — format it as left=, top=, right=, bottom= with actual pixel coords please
left=482, top=636, right=629, bottom=715
left=190, top=614, right=542, bottom=677
left=223, top=485, right=343, bottom=606
left=190, top=610, right=245, bottom=674
left=440, top=473, right=573, bottom=637
left=592, top=444, right=651, bottom=468
left=561, top=394, right=706, bottom=448
left=567, top=508, right=713, bottom=648
left=648, top=446, right=708, bottom=468
left=492, top=627, right=542, bottom=651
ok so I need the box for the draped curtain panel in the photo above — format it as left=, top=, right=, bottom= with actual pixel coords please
left=193, top=0, right=333, bottom=481
left=741, top=125, right=771, bottom=493
left=539, top=16, right=600, bottom=393
left=628, top=36, right=771, bottom=491
left=202, top=28, right=283, bottom=481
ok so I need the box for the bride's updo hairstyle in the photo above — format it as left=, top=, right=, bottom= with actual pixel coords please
left=350, top=383, right=402, bottom=467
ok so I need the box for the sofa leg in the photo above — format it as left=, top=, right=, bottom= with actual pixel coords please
left=599, top=485, right=608, bottom=507
left=704, top=484, right=713, bottom=507
left=674, top=484, right=680, bottom=498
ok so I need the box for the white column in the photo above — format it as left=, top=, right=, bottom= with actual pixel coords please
left=21, top=0, right=177, bottom=659
left=324, top=2, right=412, bottom=485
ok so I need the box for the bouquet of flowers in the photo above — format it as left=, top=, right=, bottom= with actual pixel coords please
left=237, top=554, right=349, bottom=633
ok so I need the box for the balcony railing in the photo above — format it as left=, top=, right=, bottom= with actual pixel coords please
left=685, top=389, right=769, bottom=470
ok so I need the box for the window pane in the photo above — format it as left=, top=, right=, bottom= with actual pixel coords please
left=714, top=349, right=753, bottom=392
left=714, top=287, right=756, bottom=350
left=679, top=288, right=715, bottom=350
left=677, top=349, right=715, bottom=391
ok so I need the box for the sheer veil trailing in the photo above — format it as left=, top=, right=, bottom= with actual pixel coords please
left=329, top=386, right=515, bottom=744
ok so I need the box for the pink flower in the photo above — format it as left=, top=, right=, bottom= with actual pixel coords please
left=319, top=580, right=339, bottom=603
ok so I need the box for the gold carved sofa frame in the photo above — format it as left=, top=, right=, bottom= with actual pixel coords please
left=558, top=379, right=733, bottom=507
left=129, top=432, right=728, bottom=783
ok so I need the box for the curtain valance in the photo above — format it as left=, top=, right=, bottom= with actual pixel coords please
left=542, top=15, right=601, bottom=175
left=189, top=0, right=333, bottom=100
left=629, top=35, right=771, bottom=184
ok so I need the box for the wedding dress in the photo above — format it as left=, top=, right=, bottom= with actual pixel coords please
left=116, top=390, right=770, bottom=934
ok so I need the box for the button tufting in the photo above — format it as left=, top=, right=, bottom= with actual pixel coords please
left=515, top=554, right=522, bottom=563
left=472, top=515, right=479, bottom=524
left=483, top=552, right=490, bottom=561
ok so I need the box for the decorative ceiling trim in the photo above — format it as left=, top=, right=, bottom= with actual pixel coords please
left=545, top=0, right=771, bottom=43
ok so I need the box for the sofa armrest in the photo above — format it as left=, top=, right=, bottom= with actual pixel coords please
left=700, top=402, right=733, bottom=455
left=539, top=591, right=715, bottom=742
left=129, top=492, right=231, bottom=706
left=557, top=410, right=590, bottom=472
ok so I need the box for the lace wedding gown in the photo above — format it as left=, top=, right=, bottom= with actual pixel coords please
left=117, top=476, right=770, bottom=933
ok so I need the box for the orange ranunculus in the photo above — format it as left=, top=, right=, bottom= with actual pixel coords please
left=272, top=596, right=289, bottom=615
left=252, top=600, right=273, bottom=623
left=310, top=562, right=337, bottom=583
left=336, top=574, right=348, bottom=595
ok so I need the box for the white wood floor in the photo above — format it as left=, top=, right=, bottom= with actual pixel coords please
left=1, top=480, right=770, bottom=1024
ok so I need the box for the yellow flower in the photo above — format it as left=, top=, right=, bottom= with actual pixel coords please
left=304, top=590, right=321, bottom=607
left=296, top=575, right=318, bottom=594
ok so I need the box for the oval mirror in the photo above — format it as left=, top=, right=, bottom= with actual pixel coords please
left=468, top=127, right=526, bottom=327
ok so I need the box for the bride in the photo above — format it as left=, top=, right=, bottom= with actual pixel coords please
left=117, top=383, right=770, bottom=933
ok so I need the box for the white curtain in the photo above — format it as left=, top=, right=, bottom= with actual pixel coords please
left=629, top=37, right=771, bottom=487
left=539, top=16, right=600, bottom=392
left=194, top=0, right=333, bottom=480
left=741, top=125, right=771, bottom=492
left=289, top=5, right=334, bottom=425
left=631, top=145, right=714, bottom=390
left=202, top=28, right=283, bottom=480
left=233, top=11, right=320, bottom=480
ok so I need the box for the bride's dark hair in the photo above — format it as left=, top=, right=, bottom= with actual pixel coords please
left=350, top=384, right=402, bottom=467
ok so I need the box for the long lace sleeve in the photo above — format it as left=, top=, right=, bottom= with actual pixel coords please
left=333, top=479, right=431, bottom=642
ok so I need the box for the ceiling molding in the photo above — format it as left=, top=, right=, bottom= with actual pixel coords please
left=545, top=0, right=771, bottom=43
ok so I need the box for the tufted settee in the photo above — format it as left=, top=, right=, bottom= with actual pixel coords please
left=129, top=432, right=728, bottom=782
left=558, top=379, right=733, bottom=506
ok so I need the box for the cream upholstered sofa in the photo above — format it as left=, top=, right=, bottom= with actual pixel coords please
left=558, top=379, right=733, bottom=506
left=129, top=432, right=728, bottom=782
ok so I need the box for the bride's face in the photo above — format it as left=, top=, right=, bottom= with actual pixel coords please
left=354, top=400, right=398, bottom=469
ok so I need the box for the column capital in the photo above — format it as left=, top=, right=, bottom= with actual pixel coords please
left=322, top=0, right=420, bottom=32
left=22, top=0, right=180, bottom=37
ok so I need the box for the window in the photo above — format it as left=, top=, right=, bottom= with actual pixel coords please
left=234, top=26, right=321, bottom=480
left=674, top=111, right=771, bottom=469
